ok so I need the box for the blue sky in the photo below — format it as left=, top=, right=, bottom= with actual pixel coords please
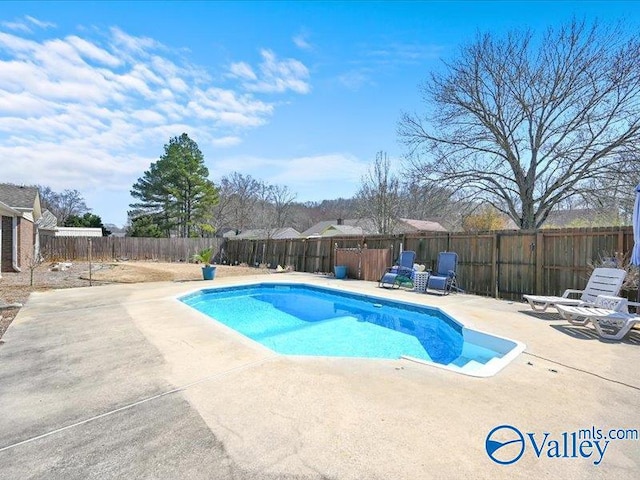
left=1, top=1, right=639, bottom=226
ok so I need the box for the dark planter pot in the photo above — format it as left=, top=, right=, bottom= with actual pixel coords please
left=334, top=265, right=348, bottom=279
left=202, top=265, right=216, bottom=280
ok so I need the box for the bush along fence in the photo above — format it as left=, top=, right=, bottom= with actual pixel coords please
left=224, top=226, right=635, bottom=301
left=40, top=236, right=226, bottom=264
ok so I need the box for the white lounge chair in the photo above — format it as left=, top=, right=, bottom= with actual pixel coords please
left=555, top=295, right=629, bottom=326
left=592, top=313, right=640, bottom=340
left=523, top=268, right=626, bottom=312
left=557, top=296, right=640, bottom=340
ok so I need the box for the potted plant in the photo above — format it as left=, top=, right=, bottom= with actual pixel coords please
left=192, top=247, right=216, bottom=280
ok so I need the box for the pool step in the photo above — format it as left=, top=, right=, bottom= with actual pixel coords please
left=455, top=356, right=503, bottom=373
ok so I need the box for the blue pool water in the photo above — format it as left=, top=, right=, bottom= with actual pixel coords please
left=180, top=283, right=520, bottom=373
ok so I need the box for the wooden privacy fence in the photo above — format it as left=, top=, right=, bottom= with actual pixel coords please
left=226, top=226, right=635, bottom=300
left=40, top=236, right=226, bottom=263
left=335, top=247, right=392, bottom=281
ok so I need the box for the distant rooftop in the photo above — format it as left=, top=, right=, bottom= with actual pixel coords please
left=301, top=218, right=447, bottom=237
left=233, top=227, right=300, bottom=240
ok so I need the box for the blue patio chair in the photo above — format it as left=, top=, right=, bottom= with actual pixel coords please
left=426, top=252, right=459, bottom=295
left=379, top=250, right=416, bottom=289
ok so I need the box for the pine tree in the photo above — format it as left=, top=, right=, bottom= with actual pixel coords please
left=130, top=133, right=218, bottom=237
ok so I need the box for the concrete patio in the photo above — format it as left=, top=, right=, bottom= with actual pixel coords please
left=0, top=273, right=638, bottom=479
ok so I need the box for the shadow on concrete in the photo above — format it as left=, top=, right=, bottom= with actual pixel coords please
left=550, top=324, right=640, bottom=345
left=518, top=310, right=563, bottom=321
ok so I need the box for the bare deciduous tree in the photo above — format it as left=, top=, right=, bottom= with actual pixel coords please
left=38, top=186, right=90, bottom=225
left=577, top=163, right=640, bottom=224
left=212, top=173, right=263, bottom=232
left=356, top=152, right=402, bottom=234
left=398, top=179, right=473, bottom=230
left=399, top=20, right=640, bottom=229
left=268, top=184, right=297, bottom=229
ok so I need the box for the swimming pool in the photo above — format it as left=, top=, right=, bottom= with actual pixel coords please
left=180, top=283, right=525, bottom=377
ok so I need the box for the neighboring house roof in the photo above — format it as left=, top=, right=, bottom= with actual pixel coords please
left=0, top=183, right=41, bottom=221
left=40, top=227, right=103, bottom=237
left=318, top=225, right=364, bottom=236
left=301, top=217, right=447, bottom=237
left=233, top=227, right=300, bottom=240
left=397, top=218, right=447, bottom=232
left=36, top=210, right=58, bottom=229
left=301, top=219, right=375, bottom=237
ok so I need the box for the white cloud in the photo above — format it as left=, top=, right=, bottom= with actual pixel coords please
left=212, top=153, right=367, bottom=201
left=293, top=33, right=312, bottom=50
left=66, top=35, right=122, bottom=67
left=211, top=136, right=242, bottom=147
left=229, top=61, right=257, bottom=80
left=0, top=24, right=310, bottom=205
left=366, top=43, right=444, bottom=63
left=236, top=49, right=311, bottom=94
left=336, top=41, right=444, bottom=91
left=337, top=70, right=374, bottom=91
left=1, top=21, right=32, bottom=33
left=109, top=26, right=160, bottom=55
left=187, top=87, right=273, bottom=127
left=269, top=153, right=365, bottom=184
left=25, top=16, right=56, bottom=30
left=1, top=15, right=56, bottom=34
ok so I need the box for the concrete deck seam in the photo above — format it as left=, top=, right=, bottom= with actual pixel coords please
left=523, top=352, right=640, bottom=391
left=0, top=355, right=277, bottom=453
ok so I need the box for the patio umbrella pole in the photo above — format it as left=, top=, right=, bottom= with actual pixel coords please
left=631, top=182, right=640, bottom=310
left=88, top=238, right=92, bottom=287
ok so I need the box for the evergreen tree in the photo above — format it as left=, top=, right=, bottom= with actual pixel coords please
left=129, top=133, right=218, bottom=237
left=126, top=215, right=164, bottom=238
left=64, top=213, right=111, bottom=236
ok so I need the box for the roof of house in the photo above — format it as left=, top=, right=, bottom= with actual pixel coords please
left=300, top=219, right=375, bottom=237
left=54, top=227, right=103, bottom=237
left=0, top=199, right=20, bottom=216
left=301, top=217, right=447, bottom=237
left=36, top=210, right=58, bottom=229
left=397, top=218, right=447, bottom=232
left=0, top=184, right=41, bottom=222
left=317, top=225, right=364, bottom=237
left=0, top=184, right=39, bottom=209
left=233, top=227, right=300, bottom=240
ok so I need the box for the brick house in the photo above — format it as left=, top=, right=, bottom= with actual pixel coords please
left=0, top=184, right=42, bottom=275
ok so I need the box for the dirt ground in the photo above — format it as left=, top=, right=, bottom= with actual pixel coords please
left=0, top=261, right=263, bottom=339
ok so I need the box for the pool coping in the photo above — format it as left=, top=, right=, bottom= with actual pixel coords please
left=176, top=279, right=527, bottom=378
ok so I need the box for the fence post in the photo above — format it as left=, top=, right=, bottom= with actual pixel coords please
left=491, top=233, right=498, bottom=298
left=88, top=238, right=92, bottom=287
left=535, top=231, right=544, bottom=295
left=617, top=229, right=624, bottom=254
left=302, top=240, right=307, bottom=272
